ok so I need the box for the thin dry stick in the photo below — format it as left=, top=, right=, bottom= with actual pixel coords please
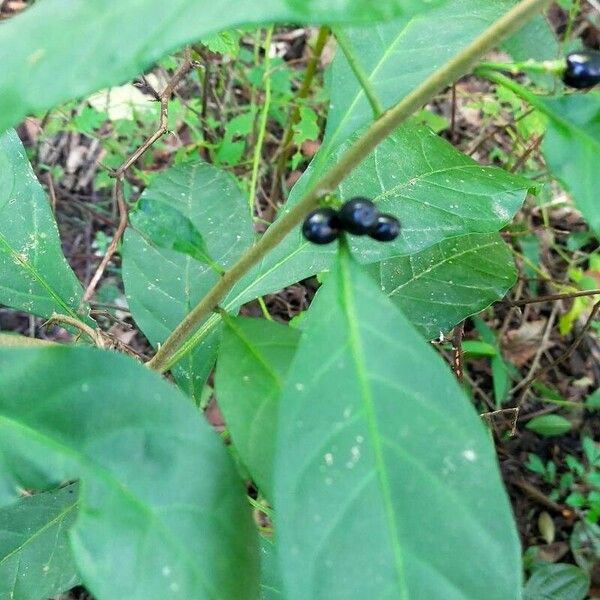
left=516, top=301, right=600, bottom=402
left=510, top=477, right=569, bottom=515
left=82, top=52, right=196, bottom=304
left=148, top=0, right=552, bottom=373
left=82, top=179, right=128, bottom=304
left=511, top=303, right=559, bottom=396
left=45, top=172, right=58, bottom=213
left=510, top=133, right=543, bottom=172
left=44, top=314, right=106, bottom=348
left=450, top=84, right=457, bottom=141
left=452, top=321, right=465, bottom=384
left=505, top=288, right=600, bottom=307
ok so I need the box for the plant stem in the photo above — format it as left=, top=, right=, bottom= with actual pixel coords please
left=249, top=26, right=274, bottom=215
left=475, top=68, right=555, bottom=118
left=478, top=59, right=564, bottom=76
left=270, top=26, right=330, bottom=205
left=148, top=0, right=552, bottom=373
left=333, top=27, right=384, bottom=118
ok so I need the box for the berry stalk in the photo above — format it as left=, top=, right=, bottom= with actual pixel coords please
left=148, top=0, right=552, bottom=374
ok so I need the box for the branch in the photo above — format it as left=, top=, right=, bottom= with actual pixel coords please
left=505, top=288, right=600, bottom=307
left=148, top=0, right=552, bottom=373
left=81, top=51, right=196, bottom=304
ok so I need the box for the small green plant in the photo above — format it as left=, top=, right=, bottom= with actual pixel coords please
left=527, top=437, right=600, bottom=523
left=0, top=0, right=599, bottom=598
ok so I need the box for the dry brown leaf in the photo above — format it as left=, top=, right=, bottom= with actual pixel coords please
left=502, top=319, right=551, bottom=367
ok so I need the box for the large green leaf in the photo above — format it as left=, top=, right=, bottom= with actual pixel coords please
left=0, top=484, right=79, bottom=600
left=0, top=130, right=86, bottom=320
left=379, top=232, right=517, bottom=339
left=337, top=125, right=530, bottom=262
left=274, top=248, right=521, bottom=598
left=540, top=92, right=600, bottom=238
left=215, top=316, right=300, bottom=498
left=0, top=347, right=258, bottom=599
left=0, top=0, right=442, bottom=134
left=122, top=161, right=254, bottom=401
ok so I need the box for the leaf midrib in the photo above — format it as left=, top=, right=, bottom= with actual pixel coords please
left=338, top=250, right=409, bottom=599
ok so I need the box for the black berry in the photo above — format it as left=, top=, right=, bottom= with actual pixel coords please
left=302, top=208, right=340, bottom=245
left=369, top=214, right=401, bottom=242
left=563, top=50, right=600, bottom=89
left=338, top=197, right=379, bottom=235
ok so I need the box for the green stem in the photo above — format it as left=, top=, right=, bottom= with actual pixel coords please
left=475, top=67, right=566, bottom=124
left=333, top=27, right=384, bottom=118
left=148, top=0, right=552, bottom=373
left=478, top=58, right=564, bottom=76
left=249, top=26, right=274, bottom=215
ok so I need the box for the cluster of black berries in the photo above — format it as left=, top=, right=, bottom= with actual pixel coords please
left=302, top=197, right=400, bottom=245
left=563, top=50, right=600, bottom=89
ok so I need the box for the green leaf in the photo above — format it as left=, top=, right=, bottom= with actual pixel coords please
left=523, top=564, right=589, bottom=600
left=122, top=161, right=253, bottom=400
left=130, top=197, right=224, bottom=273
left=0, top=346, right=258, bottom=599
left=570, top=521, right=600, bottom=574
left=526, top=415, right=573, bottom=437
left=215, top=317, right=300, bottom=499
left=274, top=248, right=521, bottom=598
left=473, top=316, right=511, bottom=407
left=338, top=125, right=530, bottom=262
left=462, top=340, right=497, bottom=357
left=201, top=30, right=241, bottom=57
left=292, top=106, right=320, bottom=146
left=0, top=484, right=79, bottom=600
left=260, top=537, right=283, bottom=600
left=0, top=0, right=440, bottom=134
left=0, top=130, right=86, bottom=320
left=290, top=0, right=519, bottom=199
left=586, top=388, right=600, bottom=409
left=540, top=92, right=600, bottom=238
left=502, top=15, right=559, bottom=89
left=378, top=233, right=517, bottom=339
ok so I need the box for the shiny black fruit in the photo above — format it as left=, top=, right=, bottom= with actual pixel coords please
left=302, top=208, right=340, bottom=244
left=338, top=197, right=379, bottom=235
left=369, top=214, right=401, bottom=242
left=563, top=50, right=600, bottom=89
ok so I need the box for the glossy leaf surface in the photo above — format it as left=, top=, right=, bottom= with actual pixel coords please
left=379, top=233, right=516, bottom=339
left=274, top=249, right=521, bottom=599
